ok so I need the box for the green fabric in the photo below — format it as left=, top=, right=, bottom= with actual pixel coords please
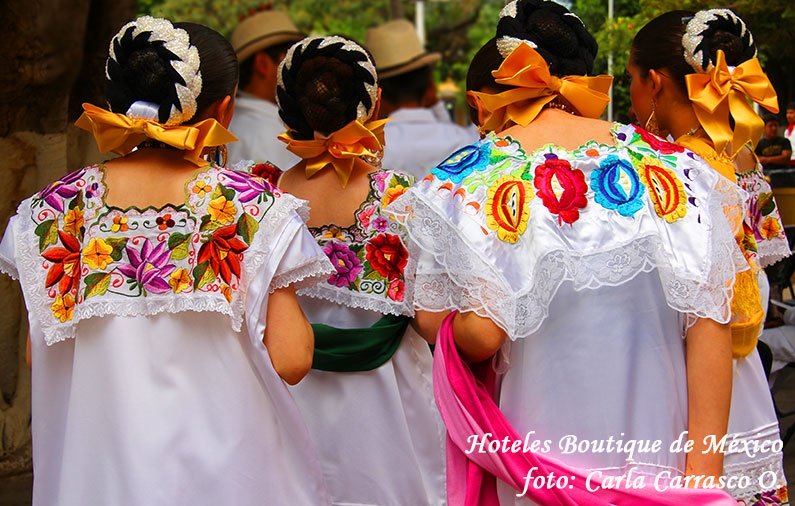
left=311, top=314, right=410, bottom=372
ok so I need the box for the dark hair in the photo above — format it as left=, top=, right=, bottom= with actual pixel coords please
left=763, top=115, right=780, bottom=125
left=466, top=37, right=511, bottom=125
left=105, top=20, right=238, bottom=123
left=277, top=36, right=377, bottom=140
left=631, top=10, right=754, bottom=95
left=238, top=40, right=296, bottom=89
left=787, top=102, right=795, bottom=111
left=380, top=65, right=433, bottom=105
left=496, top=0, right=597, bottom=77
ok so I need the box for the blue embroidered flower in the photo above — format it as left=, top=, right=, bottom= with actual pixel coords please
left=432, top=143, right=491, bottom=184
left=590, top=155, right=645, bottom=217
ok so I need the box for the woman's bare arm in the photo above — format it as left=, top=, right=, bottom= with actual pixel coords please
left=263, top=285, right=314, bottom=385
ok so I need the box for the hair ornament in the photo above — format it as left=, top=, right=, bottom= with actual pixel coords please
left=497, top=0, right=538, bottom=59
left=682, top=9, right=756, bottom=73
left=107, top=16, right=202, bottom=126
left=277, top=35, right=378, bottom=125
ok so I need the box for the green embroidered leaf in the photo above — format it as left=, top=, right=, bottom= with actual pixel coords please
left=105, top=237, right=128, bottom=261
left=219, top=184, right=235, bottom=202
left=193, top=262, right=216, bottom=290
left=68, top=192, right=84, bottom=211
left=759, top=192, right=776, bottom=216
left=83, top=272, right=111, bottom=299
left=363, top=268, right=381, bottom=281
left=35, top=219, right=59, bottom=252
left=237, top=213, right=259, bottom=245
left=168, top=232, right=192, bottom=260
left=199, top=214, right=215, bottom=232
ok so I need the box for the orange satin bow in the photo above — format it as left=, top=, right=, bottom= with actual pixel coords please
left=75, top=103, right=238, bottom=167
left=278, top=119, right=387, bottom=188
left=468, top=43, right=613, bottom=133
left=686, top=50, right=779, bottom=157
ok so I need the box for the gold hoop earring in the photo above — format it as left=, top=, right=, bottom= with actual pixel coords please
left=209, top=144, right=228, bottom=167
left=644, top=99, right=660, bottom=136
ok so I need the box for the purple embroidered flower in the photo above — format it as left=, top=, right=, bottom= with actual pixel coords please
left=371, top=216, right=389, bottom=232
left=85, top=182, right=100, bottom=199
left=117, top=239, right=176, bottom=294
left=324, top=241, right=362, bottom=288
left=39, top=169, right=85, bottom=212
left=372, top=171, right=390, bottom=193
left=223, top=170, right=275, bottom=202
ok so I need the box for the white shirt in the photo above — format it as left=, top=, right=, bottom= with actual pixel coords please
left=228, top=91, right=300, bottom=170
left=382, top=107, right=478, bottom=179
left=785, top=124, right=795, bottom=162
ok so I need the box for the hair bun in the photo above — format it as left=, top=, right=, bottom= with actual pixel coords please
left=105, top=16, right=202, bottom=125
left=682, top=9, right=756, bottom=73
left=496, top=0, right=597, bottom=76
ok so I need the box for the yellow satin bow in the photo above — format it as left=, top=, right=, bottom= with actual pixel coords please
left=75, top=103, right=238, bottom=167
left=686, top=50, right=779, bottom=157
left=468, top=43, right=613, bottom=133
left=278, top=119, right=387, bottom=188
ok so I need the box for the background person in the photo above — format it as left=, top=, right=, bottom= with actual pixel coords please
left=228, top=9, right=304, bottom=168
left=757, top=115, right=793, bottom=173
left=366, top=19, right=478, bottom=179
left=0, top=16, right=333, bottom=506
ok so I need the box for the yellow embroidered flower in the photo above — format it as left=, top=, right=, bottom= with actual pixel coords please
left=208, top=195, right=237, bottom=224
left=51, top=293, right=75, bottom=323
left=192, top=182, right=213, bottom=197
left=761, top=216, right=782, bottom=240
left=63, top=208, right=84, bottom=236
left=381, top=184, right=407, bottom=207
left=111, top=215, right=129, bottom=232
left=637, top=157, right=687, bottom=224
left=485, top=176, right=533, bottom=243
left=82, top=238, right=114, bottom=270
left=221, top=284, right=233, bottom=303
left=169, top=268, right=192, bottom=293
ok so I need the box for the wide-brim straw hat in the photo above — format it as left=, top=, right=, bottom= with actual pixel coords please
left=365, top=19, right=441, bottom=79
left=231, top=10, right=305, bottom=63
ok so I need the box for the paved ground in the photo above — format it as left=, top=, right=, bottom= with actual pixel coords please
left=3, top=372, right=795, bottom=505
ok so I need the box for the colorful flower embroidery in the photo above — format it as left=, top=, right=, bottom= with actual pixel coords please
left=761, top=216, right=782, bottom=240
left=635, top=127, right=685, bottom=155
left=382, top=184, right=408, bottom=208
left=82, top=238, right=114, bottom=270
left=324, top=241, right=363, bottom=288
left=485, top=176, right=533, bottom=243
left=29, top=167, right=280, bottom=330
left=432, top=143, right=491, bottom=184
left=590, top=155, right=645, bottom=217
left=534, top=156, right=588, bottom=225
left=387, top=278, right=405, bottom=302
left=366, top=233, right=409, bottom=280
left=637, top=156, right=688, bottom=223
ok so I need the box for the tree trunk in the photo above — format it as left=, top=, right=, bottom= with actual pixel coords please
left=0, top=0, right=134, bottom=484
left=390, top=0, right=405, bottom=19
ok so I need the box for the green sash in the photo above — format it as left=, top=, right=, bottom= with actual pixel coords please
left=311, top=314, right=410, bottom=372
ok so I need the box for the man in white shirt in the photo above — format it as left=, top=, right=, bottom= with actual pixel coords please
left=365, top=20, right=478, bottom=179
left=785, top=102, right=795, bottom=168
left=228, top=10, right=304, bottom=169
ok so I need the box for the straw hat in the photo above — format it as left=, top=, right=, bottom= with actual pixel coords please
left=365, top=19, right=441, bottom=79
left=231, top=10, right=305, bottom=63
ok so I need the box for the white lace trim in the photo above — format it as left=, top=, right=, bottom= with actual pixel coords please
left=724, top=450, right=786, bottom=500
left=297, top=284, right=414, bottom=317
left=0, top=252, right=18, bottom=280
left=758, top=245, right=792, bottom=269
left=14, top=192, right=318, bottom=345
left=390, top=175, right=746, bottom=339
left=270, top=256, right=335, bottom=293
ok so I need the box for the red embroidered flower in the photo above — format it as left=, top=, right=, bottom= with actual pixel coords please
left=250, top=162, right=282, bottom=187
left=533, top=158, right=588, bottom=225
left=156, top=213, right=175, bottom=230
left=42, top=230, right=81, bottom=295
left=387, top=278, right=405, bottom=302
left=197, top=224, right=249, bottom=285
left=635, top=127, right=685, bottom=154
left=365, top=233, right=408, bottom=280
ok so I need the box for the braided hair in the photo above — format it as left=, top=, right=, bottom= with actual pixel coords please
left=496, top=0, right=598, bottom=77
left=105, top=16, right=236, bottom=125
left=277, top=36, right=378, bottom=140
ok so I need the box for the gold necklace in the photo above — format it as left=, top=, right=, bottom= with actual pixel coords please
left=546, top=100, right=577, bottom=115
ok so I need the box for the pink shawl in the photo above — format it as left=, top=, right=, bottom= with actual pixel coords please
left=433, top=312, right=736, bottom=505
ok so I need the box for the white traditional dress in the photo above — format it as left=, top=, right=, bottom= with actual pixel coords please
left=388, top=124, right=749, bottom=504
left=0, top=165, right=335, bottom=506
left=287, top=168, right=447, bottom=506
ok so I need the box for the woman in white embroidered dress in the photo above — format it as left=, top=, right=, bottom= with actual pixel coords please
left=0, top=17, right=333, bottom=506
left=627, top=10, right=790, bottom=503
left=264, top=36, right=446, bottom=506
left=388, top=1, right=748, bottom=504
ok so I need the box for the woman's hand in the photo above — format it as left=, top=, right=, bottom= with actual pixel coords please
left=263, top=285, right=314, bottom=385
